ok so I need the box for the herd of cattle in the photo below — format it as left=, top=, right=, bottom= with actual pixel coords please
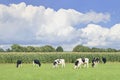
left=16, top=57, right=107, bottom=68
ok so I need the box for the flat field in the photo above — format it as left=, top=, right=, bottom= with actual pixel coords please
left=0, top=63, right=120, bottom=80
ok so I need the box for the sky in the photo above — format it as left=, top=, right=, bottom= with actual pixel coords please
left=0, top=0, right=120, bottom=51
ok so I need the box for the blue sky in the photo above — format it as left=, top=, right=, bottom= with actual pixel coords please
left=0, top=0, right=120, bottom=51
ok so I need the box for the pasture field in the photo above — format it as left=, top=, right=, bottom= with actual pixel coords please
left=0, top=63, right=120, bottom=80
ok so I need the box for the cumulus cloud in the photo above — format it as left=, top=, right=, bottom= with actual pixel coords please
left=109, top=24, right=120, bottom=41
left=1, top=2, right=119, bottom=50
left=79, top=24, right=120, bottom=49
left=80, top=24, right=109, bottom=46
left=35, top=9, right=110, bottom=43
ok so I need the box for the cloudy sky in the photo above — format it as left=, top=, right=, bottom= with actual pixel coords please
left=0, top=0, right=120, bottom=51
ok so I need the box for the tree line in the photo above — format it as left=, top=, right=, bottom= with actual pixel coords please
left=6, top=44, right=64, bottom=52
left=72, top=45, right=120, bottom=52
left=0, top=44, right=120, bottom=52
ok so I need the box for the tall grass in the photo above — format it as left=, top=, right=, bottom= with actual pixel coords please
left=0, top=52, right=120, bottom=63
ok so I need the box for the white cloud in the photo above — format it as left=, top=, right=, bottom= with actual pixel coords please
left=35, top=8, right=110, bottom=43
left=79, top=24, right=120, bottom=49
left=80, top=11, right=110, bottom=23
left=109, top=24, right=120, bottom=41
left=2, top=2, right=120, bottom=51
left=80, top=24, right=109, bottom=46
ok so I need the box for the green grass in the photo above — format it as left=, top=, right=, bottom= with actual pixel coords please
left=0, top=63, right=120, bottom=80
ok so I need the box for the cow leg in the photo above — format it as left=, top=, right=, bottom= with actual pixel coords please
left=53, top=64, right=58, bottom=68
left=83, top=63, right=86, bottom=68
left=16, top=64, right=19, bottom=68
left=37, top=63, right=40, bottom=67
left=77, top=63, right=81, bottom=69
left=33, top=61, right=35, bottom=67
left=86, top=63, right=89, bottom=68
left=74, top=66, right=77, bottom=69
left=62, top=63, right=65, bottom=68
left=20, top=64, right=22, bottom=67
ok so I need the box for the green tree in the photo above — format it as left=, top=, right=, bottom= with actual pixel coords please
left=41, top=45, right=56, bottom=52
left=56, top=46, right=64, bottom=52
left=106, top=48, right=117, bottom=52
left=26, top=46, right=35, bottom=52
left=6, top=48, right=11, bottom=52
left=91, top=47, right=100, bottom=52
left=11, top=44, right=23, bottom=52
left=34, top=47, right=42, bottom=52
left=0, top=48, right=4, bottom=52
left=72, top=45, right=91, bottom=52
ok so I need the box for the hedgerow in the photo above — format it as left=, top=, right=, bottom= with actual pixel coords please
left=0, top=52, right=120, bottom=63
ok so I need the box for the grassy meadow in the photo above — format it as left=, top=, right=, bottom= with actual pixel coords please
left=0, top=63, right=120, bottom=80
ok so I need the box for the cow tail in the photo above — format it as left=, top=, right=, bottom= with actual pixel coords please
left=16, top=64, right=19, bottom=68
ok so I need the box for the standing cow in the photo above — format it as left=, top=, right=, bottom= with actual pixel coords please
left=102, top=57, right=107, bottom=64
left=33, top=59, right=41, bottom=67
left=74, top=58, right=89, bottom=69
left=92, top=57, right=100, bottom=67
left=53, top=59, right=65, bottom=68
left=16, top=60, right=22, bottom=68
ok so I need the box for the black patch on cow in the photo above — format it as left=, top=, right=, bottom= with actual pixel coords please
left=82, top=58, right=85, bottom=63
left=92, top=58, right=95, bottom=63
left=92, top=58, right=96, bottom=67
left=34, top=59, right=41, bottom=67
left=96, top=58, right=100, bottom=63
left=75, top=60, right=79, bottom=66
left=53, top=61, right=57, bottom=65
left=16, top=60, right=22, bottom=68
left=92, top=63, right=95, bottom=67
left=57, top=59, right=61, bottom=63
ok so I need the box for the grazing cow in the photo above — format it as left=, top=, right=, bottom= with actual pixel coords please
left=102, top=57, right=107, bottom=64
left=16, top=60, right=22, bottom=68
left=92, top=57, right=100, bottom=67
left=33, top=59, right=41, bottom=67
left=53, top=59, right=65, bottom=68
left=74, top=58, right=89, bottom=69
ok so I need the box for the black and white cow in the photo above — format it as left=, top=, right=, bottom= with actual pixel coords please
left=16, top=60, right=22, bottom=68
left=92, top=57, right=100, bottom=67
left=33, top=59, right=41, bottom=67
left=102, top=57, right=107, bottom=64
left=74, top=58, right=89, bottom=69
left=53, top=59, right=65, bottom=68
